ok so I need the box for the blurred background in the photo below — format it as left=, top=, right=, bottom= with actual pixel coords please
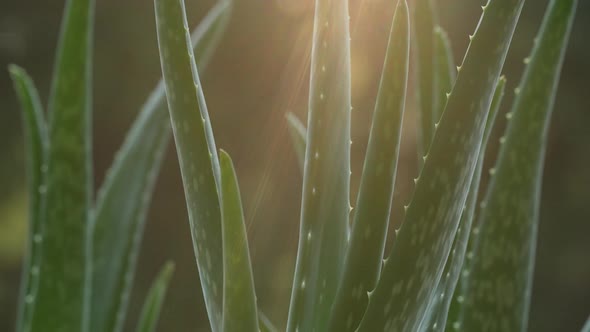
left=0, top=0, right=588, bottom=330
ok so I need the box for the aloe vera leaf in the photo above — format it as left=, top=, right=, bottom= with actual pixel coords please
left=356, top=0, right=525, bottom=330
left=9, top=65, right=48, bottom=332
left=327, top=2, right=409, bottom=331
left=285, top=0, right=352, bottom=330
left=135, top=262, right=175, bottom=332
left=413, top=0, right=438, bottom=158
left=26, top=0, right=95, bottom=330
left=420, top=77, right=506, bottom=332
left=441, top=77, right=506, bottom=332
left=154, top=0, right=224, bottom=329
left=460, top=1, right=577, bottom=331
left=259, top=311, right=279, bottom=332
left=582, top=316, right=590, bottom=332
left=433, top=26, right=456, bottom=124
left=89, top=3, right=230, bottom=332
left=218, top=150, right=259, bottom=332
left=286, top=112, right=307, bottom=172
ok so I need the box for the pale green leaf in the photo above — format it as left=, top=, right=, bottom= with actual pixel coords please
left=357, top=0, right=526, bottom=330
left=89, top=2, right=230, bottom=331
left=421, top=77, right=506, bottom=332
left=328, top=1, right=409, bottom=330
left=154, top=0, right=223, bottom=329
left=286, top=0, right=352, bottom=330
left=461, top=1, right=578, bottom=330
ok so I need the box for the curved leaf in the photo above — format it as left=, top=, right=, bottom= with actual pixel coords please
left=357, top=0, right=526, bottom=330
left=9, top=65, right=47, bottom=332
left=327, top=1, right=409, bottom=330
left=154, top=0, right=223, bottom=329
left=89, top=2, right=230, bottom=332
left=420, top=77, right=506, bottom=332
left=461, top=1, right=577, bottom=331
left=286, top=0, right=352, bottom=330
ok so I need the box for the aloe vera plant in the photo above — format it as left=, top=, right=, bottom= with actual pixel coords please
left=155, top=0, right=584, bottom=330
left=9, top=0, right=587, bottom=331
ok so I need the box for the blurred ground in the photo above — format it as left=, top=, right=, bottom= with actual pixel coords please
left=0, top=0, right=589, bottom=331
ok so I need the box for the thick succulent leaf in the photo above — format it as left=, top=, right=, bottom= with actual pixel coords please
left=441, top=77, right=506, bottom=332
left=154, top=0, right=223, bottom=329
left=420, top=77, right=506, bottom=332
left=413, top=0, right=438, bottom=158
left=135, top=262, right=175, bottom=332
left=357, top=0, right=525, bottom=330
left=219, top=150, right=259, bottom=332
left=259, top=312, right=279, bottom=332
left=28, top=0, right=95, bottom=330
left=433, top=26, right=456, bottom=123
left=582, top=316, right=590, bottom=332
left=9, top=65, right=48, bottom=332
left=460, top=1, right=577, bottom=331
left=327, top=2, right=409, bottom=331
left=89, top=3, right=230, bottom=332
left=286, top=112, right=307, bottom=172
left=286, top=0, right=352, bottom=330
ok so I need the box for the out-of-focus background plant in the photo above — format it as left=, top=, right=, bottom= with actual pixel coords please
left=0, top=0, right=588, bottom=331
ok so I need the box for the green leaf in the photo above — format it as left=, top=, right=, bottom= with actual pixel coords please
left=327, top=1, right=409, bottom=331
left=433, top=26, right=456, bottom=124
left=413, top=0, right=438, bottom=158
left=135, top=262, right=175, bottom=332
left=581, top=316, right=590, bottom=332
left=219, top=150, right=259, bottom=332
left=154, top=0, right=224, bottom=330
left=461, top=1, right=577, bottom=331
left=286, top=112, right=307, bottom=173
left=9, top=65, right=47, bottom=332
left=259, top=311, right=279, bottom=332
left=28, top=0, right=95, bottom=330
left=89, top=2, right=230, bottom=332
left=286, top=0, right=352, bottom=330
left=357, top=0, right=526, bottom=330
left=421, top=77, right=506, bottom=332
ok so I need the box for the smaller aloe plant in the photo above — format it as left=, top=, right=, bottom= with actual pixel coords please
left=8, top=0, right=587, bottom=331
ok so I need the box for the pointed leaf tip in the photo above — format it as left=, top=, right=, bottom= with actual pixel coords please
left=219, top=149, right=259, bottom=332
left=9, top=64, right=47, bottom=332
left=135, top=262, right=175, bottom=332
